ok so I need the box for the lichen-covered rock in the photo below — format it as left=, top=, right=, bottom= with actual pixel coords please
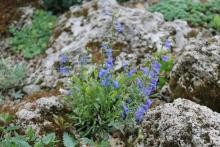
left=36, top=96, right=64, bottom=113
left=27, top=0, right=192, bottom=88
left=141, top=98, right=220, bottom=147
left=15, top=96, right=64, bottom=134
left=169, top=36, right=220, bottom=111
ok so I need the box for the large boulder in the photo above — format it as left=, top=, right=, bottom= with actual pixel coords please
left=27, top=0, right=192, bottom=88
left=169, top=36, right=220, bottom=111
left=141, top=98, right=220, bottom=147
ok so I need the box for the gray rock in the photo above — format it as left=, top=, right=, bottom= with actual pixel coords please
left=36, top=96, right=64, bottom=113
left=15, top=96, right=64, bottom=134
left=28, top=0, right=191, bottom=88
left=23, top=84, right=41, bottom=95
left=169, top=36, right=220, bottom=111
left=141, top=98, right=220, bottom=147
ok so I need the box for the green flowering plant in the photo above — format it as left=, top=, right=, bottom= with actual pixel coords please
left=60, top=13, right=173, bottom=144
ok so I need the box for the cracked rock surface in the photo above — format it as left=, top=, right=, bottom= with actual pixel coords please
left=141, top=98, right=220, bottom=147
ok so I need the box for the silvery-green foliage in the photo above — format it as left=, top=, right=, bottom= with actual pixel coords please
left=0, top=59, right=26, bottom=91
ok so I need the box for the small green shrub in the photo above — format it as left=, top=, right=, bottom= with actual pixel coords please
left=0, top=59, right=26, bottom=91
left=212, top=15, right=220, bottom=31
left=149, top=0, right=220, bottom=30
left=10, top=10, right=57, bottom=59
left=43, top=0, right=83, bottom=13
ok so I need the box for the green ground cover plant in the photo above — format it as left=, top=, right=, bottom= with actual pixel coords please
left=149, top=0, right=220, bottom=30
left=10, top=10, right=57, bottom=59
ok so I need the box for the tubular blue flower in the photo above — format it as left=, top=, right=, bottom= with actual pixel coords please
left=135, top=106, right=146, bottom=123
left=145, top=99, right=153, bottom=107
left=165, top=39, right=171, bottom=49
left=99, top=69, right=107, bottom=78
left=136, top=78, right=143, bottom=89
left=151, top=61, right=161, bottom=74
left=135, top=101, right=152, bottom=123
left=101, top=74, right=111, bottom=87
left=140, top=67, right=149, bottom=75
left=162, top=55, right=169, bottom=62
left=123, top=104, right=129, bottom=114
left=113, top=80, right=120, bottom=88
left=121, top=103, right=129, bottom=119
left=128, top=68, right=136, bottom=78
left=106, top=57, right=113, bottom=69
left=59, top=54, right=68, bottom=64
left=58, top=66, right=70, bottom=75
left=106, top=48, right=112, bottom=58
left=150, top=78, right=158, bottom=87
left=142, top=87, right=152, bottom=96
left=115, top=22, right=123, bottom=33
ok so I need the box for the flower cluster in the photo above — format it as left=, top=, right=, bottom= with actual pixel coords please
left=99, top=43, right=119, bottom=88
left=58, top=54, right=70, bottom=75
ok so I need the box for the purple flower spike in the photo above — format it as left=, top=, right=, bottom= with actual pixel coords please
left=142, top=87, right=152, bottom=96
left=128, top=69, right=136, bottom=78
left=151, top=61, right=161, bottom=74
left=60, top=54, right=68, bottom=64
left=59, top=66, right=70, bottom=75
left=162, top=55, right=169, bottom=62
left=140, top=67, right=149, bottom=75
left=136, top=78, right=143, bottom=89
left=165, top=39, right=171, bottom=49
left=145, top=99, right=153, bottom=107
left=113, top=80, right=120, bottom=89
left=99, top=69, right=107, bottom=78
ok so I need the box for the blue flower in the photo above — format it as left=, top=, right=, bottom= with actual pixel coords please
left=106, top=57, right=113, bottom=69
left=162, top=55, right=169, bottom=62
left=145, top=99, right=153, bottom=107
left=58, top=66, right=70, bottom=75
left=142, top=87, right=152, bottom=96
left=121, top=103, right=129, bottom=119
left=151, top=61, right=161, bottom=74
left=60, top=54, right=68, bottom=64
left=140, top=67, right=149, bottom=75
left=101, top=74, right=111, bottom=87
left=106, top=48, right=112, bottom=58
left=115, top=22, right=123, bottom=33
left=165, top=39, right=171, bottom=49
left=99, top=69, right=107, bottom=78
left=135, top=106, right=146, bottom=123
left=128, top=69, right=136, bottom=78
left=135, top=100, right=152, bottom=123
left=113, top=80, right=120, bottom=88
left=136, top=78, right=143, bottom=89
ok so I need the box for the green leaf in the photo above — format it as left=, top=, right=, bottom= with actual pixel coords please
left=63, top=132, right=77, bottom=147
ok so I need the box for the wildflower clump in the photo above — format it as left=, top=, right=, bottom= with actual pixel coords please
left=61, top=13, right=172, bottom=142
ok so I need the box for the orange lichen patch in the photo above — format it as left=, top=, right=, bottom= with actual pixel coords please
left=0, top=100, right=26, bottom=116
left=86, top=41, right=128, bottom=64
left=24, top=89, right=61, bottom=102
left=0, top=0, right=39, bottom=34
left=86, top=42, right=105, bottom=64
